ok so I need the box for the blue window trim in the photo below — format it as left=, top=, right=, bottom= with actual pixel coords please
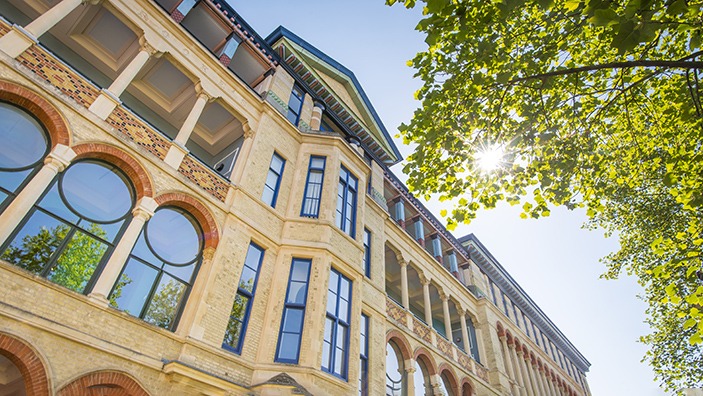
left=286, top=84, right=304, bottom=126
left=501, top=292, right=510, bottom=317
left=532, top=323, right=540, bottom=346
left=363, top=229, right=371, bottom=278
left=336, top=166, right=358, bottom=238
left=359, top=313, right=369, bottom=396
left=300, top=156, right=326, bottom=218
left=489, top=281, right=498, bottom=306
left=263, top=152, right=285, bottom=208
left=322, top=268, right=352, bottom=380
left=222, top=242, right=265, bottom=354
left=522, top=313, right=530, bottom=338
left=512, top=303, right=521, bottom=328
left=466, top=317, right=481, bottom=364
left=274, top=258, right=312, bottom=364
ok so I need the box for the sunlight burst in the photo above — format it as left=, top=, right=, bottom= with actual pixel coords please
left=475, top=144, right=505, bottom=173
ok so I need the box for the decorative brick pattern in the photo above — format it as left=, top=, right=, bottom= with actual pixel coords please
left=106, top=107, right=170, bottom=160
left=412, top=316, right=433, bottom=344
left=385, top=298, right=406, bottom=325
left=0, top=18, right=10, bottom=35
left=436, top=335, right=454, bottom=360
left=57, top=370, right=149, bottom=396
left=177, top=156, right=229, bottom=203
left=457, top=352, right=474, bottom=374
left=17, top=45, right=99, bottom=108
left=476, top=364, right=489, bottom=382
left=0, top=333, right=50, bottom=396
left=0, top=80, right=71, bottom=147
left=155, top=192, right=220, bottom=249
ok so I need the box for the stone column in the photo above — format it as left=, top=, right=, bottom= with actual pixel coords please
left=508, top=343, right=526, bottom=396
left=405, top=360, right=415, bottom=395
left=431, top=374, right=444, bottom=396
left=533, top=362, right=547, bottom=396
left=88, top=197, right=158, bottom=302
left=164, top=87, right=212, bottom=169
left=541, top=368, right=552, bottom=396
left=499, top=336, right=519, bottom=396
left=459, top=311, right=470, bottom=355
left=546, top=372, right=557, bottom=396
left=228, top=123, right=254, bottom=187
left=0, top=144, right=75, bottom=245
left=421, top=277, right=432, bottom=327
left=88, top=38, right=160, bottom=119
left=517, top=349, right=536, bottom=396
left=0, top=0, right=100, bottom=58
left=310, top=99, right=325, bottom=131
left=399, top=260, right=409, bottom=309
left=526, top=358, right=541, bottom=396
left=441, top=293, right=452, bottom=341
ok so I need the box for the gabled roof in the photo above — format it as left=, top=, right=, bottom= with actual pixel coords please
left=266, top=26, right=402, bottom=165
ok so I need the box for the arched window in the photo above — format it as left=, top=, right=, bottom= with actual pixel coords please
left=109, top=206, right=203, bottom=331
left=1, top=160, right=134, bottom=293
left=440, top=371, right=455, bottom=396
left=386, top=341, right=405, bottom=396
left=413, top=358, right=431, bottom=396
left=0, top=102, right=50, bottom=211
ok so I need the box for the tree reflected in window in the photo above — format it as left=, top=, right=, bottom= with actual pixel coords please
left=1, top=161, right=134, bottom=294
left=110, top=207, right=203, bottom=331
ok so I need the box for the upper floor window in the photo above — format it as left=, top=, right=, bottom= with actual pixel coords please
left=467, top=317, right=481, bottom=364
left=386, top=341, right=405, bottom=395
left=110, top=206, right=203, bottom=331
left=362, top=229, right=371, bottom=277
left=501, top=292, right=510, bottom=317
left=335, top=166, right=357, bottom=238
left=322, top=268, right=352, bottom=379
left=275, top=258, right=312, bottom=363
left=359, top=314, right=369, bottom=396
left=286, top=84, right=304, bottom=126
left=301, top=156, right=325, bottom=217
left=223, top=242, right=265, bottom=354
left=532, top=323, right=540, bottom=346
left=512, top=303, right=521, bottom=328
left=2, top=160, right=134, bottom=295
left=262, top=152, right=285, bottom=208
left=522, top=313, right=531, bottom=337
left=0, top=102, right=50, bottom=211
left=489, top=280, right=498, bottom=305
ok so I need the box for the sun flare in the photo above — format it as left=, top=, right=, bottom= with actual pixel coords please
left=475, top=144, right=505, bottom=172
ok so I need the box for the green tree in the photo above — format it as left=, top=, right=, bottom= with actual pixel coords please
left=143, top=278, right=185, bottom=330
left=387, top=0, right=703, bottom=391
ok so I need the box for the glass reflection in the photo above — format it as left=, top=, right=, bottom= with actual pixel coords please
left=386, top=342, right=404, bottom=396
left=0, top=102, right=48, bottom=170
left=61, top=161, right=133, bottom=222
left=110, top=207, right=203, bottom=331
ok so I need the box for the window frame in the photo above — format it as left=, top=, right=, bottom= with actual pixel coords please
left=222, top=242, right=265, bottom=354
left=262, top=152, right=285, bottom=208
left=300, top=156, right=326, bottom=218
left=322, top=268, right=352, bottom=380
left=274, top=257, right=312, bottom=364
left=286, top=84, right=304, bottom=126
left=335, top=166, right=358, bottom=238
left=362, top=228, right=371, bottom=278
left=359, top=313, right=369, bottom=396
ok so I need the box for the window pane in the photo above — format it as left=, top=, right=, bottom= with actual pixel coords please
left=143, top=274, right=186, bottom=329
left=265, top=171, right=279, bottom=190
left=239, top=266, right=257, bottom=292
left=311, top=158, right=325, bottom=168
left=110, top=258, right=159, bottom=315
left=1, top=211, right=70, bottom=274
left=37, top=184, right=79, bottom=224
left=146, top=208, right=201, bottom=265
left=287, top=281, right=308, bottom=304
left=61, top=162, right=133, bottom=222
left=291, top=260, right=310, bottom=282
left=223, top=293, right=248, bottom=348
left=270, top=155, right=284, bottom=172
left=0, top=102, right=48, bottom=169
left=277, top=333, right=301, bottom=361
left=262, top=185, right=274, bottom=205
left=46, top=230, right=108, bottom=293
left=282, top=308, right=303, bottom=333
left=0, top=169, right=32, bottom=193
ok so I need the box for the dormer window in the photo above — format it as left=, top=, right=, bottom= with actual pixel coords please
left=286, top=85, right=304, bottom=126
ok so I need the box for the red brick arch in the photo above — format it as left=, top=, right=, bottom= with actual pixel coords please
left=57, top=370, right=149, bottom=396
left=460, top=377, right=475, bottom=396
left=0, top=80, right=71, bottom=148
left=155, top=192, right=220, bottom=249
left=437, top=363, right=459, bottom=396
left=72, top=143, right=154, bottom=199
left=0, top=332, right=50, bottom=396
left=386, top=329, right=412, bottom=360
left=413, top=347, right=438, bottom=376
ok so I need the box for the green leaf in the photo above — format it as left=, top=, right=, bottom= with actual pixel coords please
left=589, top=8, right=620, bottom=27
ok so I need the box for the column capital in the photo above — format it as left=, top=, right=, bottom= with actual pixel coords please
left=132, top=196, right=158, bottom=220
left=439, top=289, right=449, bottom=302
left=419, top=274, right=431, bottom=286
left=45, top=144, right=77, bottom=172
left=194, top=82, right=215, bottom=102
left=139, top=36, right=162, bottom=57
left=242, top=122, right=254, bottom=139
left=313, top=99, right=326, bottom=111
left=398, top=258, right=408, bottom=268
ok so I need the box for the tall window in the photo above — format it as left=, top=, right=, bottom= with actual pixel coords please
left=322, top=268, right=352, bottom=379
left=522, top=313, right=531, bottom=337
left=0, top=102, right=49, bottom=211
left=275, top=258, right=312, bottom=363
left=223, top=242, right=265, bottom=354
left=489, top=280, right=498, bottom=305
left=262, top=152, right=285, bottom=208
left=467, top=317, right=481, bottom=364
left=335, top=166, right=357, bottom=237
left=359, top=314, right=369, bottom=396
left=501, top=292, right=510, bottom=317
left=286, top=84, right=304, bottom=126
left=440, top=372, right=455, bottom=396
left=110, top=207, right=203, bottom=331
left=512, top=303, right=521, bottom=328
left=301, top=156, right=325, bottom=217
left=1, top=161, right=134, bottom=294
left=386, top=341, right=404, bottom=395
left=362, top=229, right=371, bottom=278
left=414, top=358, right=432, bottom=396
left=533, top=323, right=540, bottom=346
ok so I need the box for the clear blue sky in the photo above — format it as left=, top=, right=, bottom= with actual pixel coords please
left=233, top=2, right=668, bottom=395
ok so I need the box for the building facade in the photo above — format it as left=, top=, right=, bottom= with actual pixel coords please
left=0, top=0, right=591, bottom=395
